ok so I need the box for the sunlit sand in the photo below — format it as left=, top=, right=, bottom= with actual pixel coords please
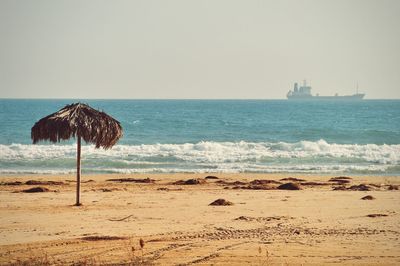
left=1, top=173, right=399, bottom=265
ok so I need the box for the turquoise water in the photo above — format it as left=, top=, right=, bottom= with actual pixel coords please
left=0, top=99, right=399, bottom=174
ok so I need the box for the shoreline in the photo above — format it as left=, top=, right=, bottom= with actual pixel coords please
left=1, top=172, right=399, bottom=178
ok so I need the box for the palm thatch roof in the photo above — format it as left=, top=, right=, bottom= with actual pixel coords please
left=31, top=103, right=123, bottom=149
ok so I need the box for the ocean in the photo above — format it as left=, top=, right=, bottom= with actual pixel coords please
left=0, top=99, right=399, bottom=175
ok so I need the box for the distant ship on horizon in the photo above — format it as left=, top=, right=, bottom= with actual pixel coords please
left=287, top=80, right=365, bottom=100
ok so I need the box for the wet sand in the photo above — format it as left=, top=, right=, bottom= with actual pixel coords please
left=0, top=173, right=399, bottom=265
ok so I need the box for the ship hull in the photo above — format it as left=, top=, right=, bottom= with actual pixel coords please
left=287, top=94, right=365, bottom=100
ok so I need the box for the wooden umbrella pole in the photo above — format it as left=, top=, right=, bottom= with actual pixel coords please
left=76, top=135, right=82, bottom=206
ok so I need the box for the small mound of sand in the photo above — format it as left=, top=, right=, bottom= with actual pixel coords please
left=1, top=181, right=23, bottom=186
left=174, top=179, right=206, bottom=185
left=280, top=177, right=305, bottom=182
left=250, top=179, right=281, bottom=185
left=332, top=185, right=347, bottom=191
left=157, top=187, right=182, bottom=191
left=333, top=184, right=373, bottom=191
left=209, top=199, right=233, bottom=206
left=330, top=176, right=352, bottom=181
left=106, top=178, right=154, bottom=183
left=367, top=214, right=388, bottom=218
left=235, top=216, right=254, bottom=221
left=333, top=180, right=351, bottom=184
left=99, top=188, right=121, bottom=192
left=301, top=182, right=330, bottom=186
left=234, top=216, right=289, bottom=222
left=22, top=187, right=49, bottom=193
left=388, top=185, right=399, bottom=190
left=204, top=175, right=219, bottom=179
left=277, top=183, right=302, bottom=190
left=215, top=180, right=247, bottom=186
left=25, top=180, right=64, bottom=185
left=361, top=195, right=375, bottom=200
left=368, top=183, right=382, bottom=188
left=81, top=236, right=126, bottom=241
left=232, top=184, right=276, bottom=190
left=348, top=184, right=372, bottom=191
left=329, top=177, right=352, bottom=184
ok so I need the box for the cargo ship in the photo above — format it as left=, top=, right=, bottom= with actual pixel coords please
left=287, top=80, right=365, bottom=100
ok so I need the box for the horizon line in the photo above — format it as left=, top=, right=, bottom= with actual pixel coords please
left=0, top=97, right=399, bottom=101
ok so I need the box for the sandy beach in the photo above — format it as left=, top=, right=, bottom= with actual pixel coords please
left=0, top=173, right=399, bottom=265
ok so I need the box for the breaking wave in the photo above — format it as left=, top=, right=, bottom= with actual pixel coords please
left=1, top=140, right=399, bottom=174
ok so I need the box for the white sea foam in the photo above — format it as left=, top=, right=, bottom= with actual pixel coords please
left=1, top=140, right=399, bottom=174
left=2, top=140, right=399, bottom=163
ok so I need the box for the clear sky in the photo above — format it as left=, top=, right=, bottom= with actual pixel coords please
left=0, top=0, right=399, bottom=99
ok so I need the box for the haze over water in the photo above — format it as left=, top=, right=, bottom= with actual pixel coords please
left=1, top=99, right=399, bottom=175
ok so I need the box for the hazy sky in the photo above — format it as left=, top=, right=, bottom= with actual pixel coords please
left=0, top=0, right=399, bottom=99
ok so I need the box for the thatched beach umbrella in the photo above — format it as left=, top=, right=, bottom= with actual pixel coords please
left=31, top=103, right=123, bottom=206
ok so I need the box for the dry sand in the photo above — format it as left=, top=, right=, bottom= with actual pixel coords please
left=0, top=173, right=399, bottom=265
